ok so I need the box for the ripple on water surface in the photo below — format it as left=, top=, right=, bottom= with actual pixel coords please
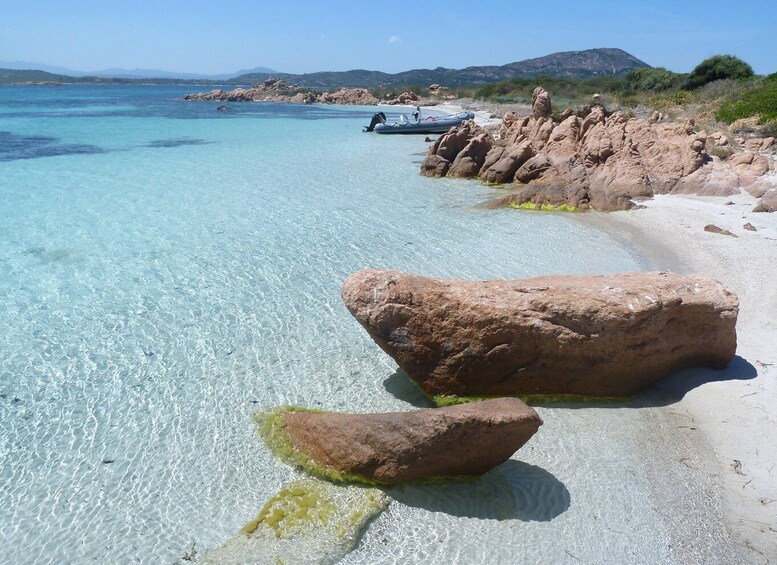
left=0, top=86, right=737, bottom=564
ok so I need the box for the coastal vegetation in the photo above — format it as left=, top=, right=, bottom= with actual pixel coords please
left=472, top=55, right=775, bottom=136
left=716, top=72, right=777, bottom=130
left=685, top=55, right=754, bottom=90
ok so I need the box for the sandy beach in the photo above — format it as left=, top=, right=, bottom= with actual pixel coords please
left=584, top=193, right=777, bottom=561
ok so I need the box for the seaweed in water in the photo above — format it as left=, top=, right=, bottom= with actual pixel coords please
left=0, top=131, right=105, bottom=161
left=202, top=479, right=388, bottom=564
left=145, top=138, right=211, bottom=148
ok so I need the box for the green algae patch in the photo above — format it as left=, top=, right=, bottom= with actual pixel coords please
left=431, top=393, right=631, bottom=407
left=203, top=478, right=389, bottom=564
left=241, top=481, right=337, bottom=538
left=507, top=201, right=580, bottom=213
left=255, top=407, right=382, bottom=486
left=431, top=394, right=494, bottom=407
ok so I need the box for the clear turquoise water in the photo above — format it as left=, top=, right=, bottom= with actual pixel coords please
left=0, top=86, right=731, bottom=564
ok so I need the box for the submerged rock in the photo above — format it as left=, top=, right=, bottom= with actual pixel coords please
left=257, top=398, right=542, bottom=484
left=342, top=269, right=739, bottom=398
left=203, top=478, right=388, bottom=564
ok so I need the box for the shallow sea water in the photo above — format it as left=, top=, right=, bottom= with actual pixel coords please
left=0, top=86, right=735, bottom=564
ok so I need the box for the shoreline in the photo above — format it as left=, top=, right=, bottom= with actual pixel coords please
left=580, top=195, right=777, bottom=560
left=419, top=95, right=777, bottom=557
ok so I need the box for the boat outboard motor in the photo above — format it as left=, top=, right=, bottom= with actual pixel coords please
left=363, top=111, right=387, bottom=132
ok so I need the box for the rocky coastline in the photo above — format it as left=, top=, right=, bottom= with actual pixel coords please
left=183, top=78, right=427, bottom=106
left=421, top=87, right=776, bottom=212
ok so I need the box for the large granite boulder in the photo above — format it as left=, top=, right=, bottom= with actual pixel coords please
left=421, top=121, right=485, bottom=175
left=258, top=398, right=542, bottom=484
left=480, top=139, right=534, bottom=184
left=420, top=154, right=451, bottom=177
left=342, top=269, right=739, bottom=398
left=448, top=133, right=493, bottom=178
left=753, top=188, right=777, bottom=212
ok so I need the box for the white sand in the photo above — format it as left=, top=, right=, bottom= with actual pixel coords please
left=431, top=101, right=503, bottom=127
left=412, top=102, right=502, bottom=128
left=584, top=193, right=777, bottom=560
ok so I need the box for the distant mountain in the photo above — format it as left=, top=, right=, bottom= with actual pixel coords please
left=0, top=68, right=80, bottom=84
left=81, top=66, right=277, bottom=80
left=0, top=60, right=87, bottom=76
left=0, top=60, right=276, bottom=81
left=0, top=68, right=228, bottom=86
left=229, top=48, right=651, bottom=89
left=227, top=66, right=277, bottom=78
left=0, top=49, right=648, bottom=87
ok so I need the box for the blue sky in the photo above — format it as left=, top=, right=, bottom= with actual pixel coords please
left=1, top=0, right=775, bottom=75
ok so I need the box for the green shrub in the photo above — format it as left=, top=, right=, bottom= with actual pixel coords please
left=651, top=90, right=694, bottom=108
left=694, top=78, right=756, bottom=103
left=686, top=55, right=754, bottom=90
left=716, top=74, right=777, bottom=124
left=473, top=75, right=626, bottom=106
left=623, top=67, right=684, bottom=92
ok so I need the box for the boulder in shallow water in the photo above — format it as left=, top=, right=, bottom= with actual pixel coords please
left=257, top=398, right=542, bottom=484
left=341, top=269, right=739, bottom=398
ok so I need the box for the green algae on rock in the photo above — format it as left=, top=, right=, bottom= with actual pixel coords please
left=507, top=201, right=580, bottom=212
left=255, top=407, right=383, bottom=486
left=203, top=478, right=388, bottom=564
left=431, top=393, right=631, bottom=407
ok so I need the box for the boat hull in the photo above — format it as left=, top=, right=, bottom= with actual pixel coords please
left=373, top=111, right=475, bottom=134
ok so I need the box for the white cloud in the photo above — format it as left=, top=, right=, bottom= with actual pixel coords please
left=389, top=36, right=401, bottom=44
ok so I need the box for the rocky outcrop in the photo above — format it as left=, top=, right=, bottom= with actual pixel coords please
left=342, top=269, right=739, bottom=398
left=184, top=80, right=378, bottom=105
left=317, top=88, right=378, bottom=105
left=531, top=86, right=551, bottom=119
left=259, top=398, right=542, bottom=484
left=449, top=133, right=494, bottom=178
left=184, top=88, right=253, bottom=102
left=421, top=121, right=493, bottom=178
left=420, top=88, right=776, bottom=211
left=384, top=91, right=419, bottom=105
left=184, top=79, right=302, bottom=102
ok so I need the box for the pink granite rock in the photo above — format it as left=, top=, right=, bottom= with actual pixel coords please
left=342, top=269, right=739, bottom=398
